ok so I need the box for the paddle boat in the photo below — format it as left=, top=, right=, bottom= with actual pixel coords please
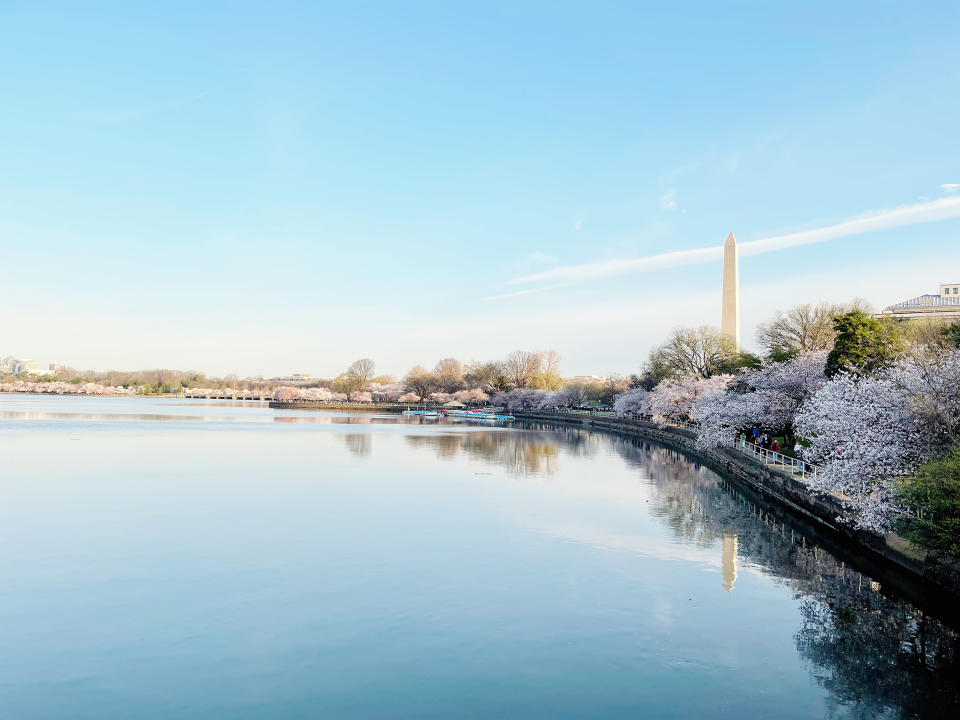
left=444, top=409, right=515, bottom=422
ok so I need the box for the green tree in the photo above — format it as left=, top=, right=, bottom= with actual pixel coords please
left=898, top=446, right=960, bottom=558
left=825, top=311, right=903, bottom=377
left=716, top=351, right=763, bottom=374
left=331, top=373, right=354, bottom=395
left=942, top=322, right=960, bottom=349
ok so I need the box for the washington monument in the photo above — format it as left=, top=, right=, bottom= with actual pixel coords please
left=721, top=231, right=740, bottom=348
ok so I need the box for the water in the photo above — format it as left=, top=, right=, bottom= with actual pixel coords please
left=0, top=394, right=956, bottom=719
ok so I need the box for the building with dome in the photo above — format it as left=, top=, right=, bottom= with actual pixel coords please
left=881, top=283, right=960, bottom=321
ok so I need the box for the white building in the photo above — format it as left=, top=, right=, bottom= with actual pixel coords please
left=13, top=359, right=46, bottom=375
left=1, top=357, right=50, bottom=375
left=882, top=283, right=960, bottom=321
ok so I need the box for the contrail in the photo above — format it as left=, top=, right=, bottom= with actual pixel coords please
left=508, top=196, right=960, bottom=286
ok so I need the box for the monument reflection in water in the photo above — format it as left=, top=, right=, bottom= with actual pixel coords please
left=0, top=397, right=956, bottom=719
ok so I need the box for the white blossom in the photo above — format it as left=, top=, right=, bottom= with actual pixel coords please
left=795, top=370, right=921, bottom=533
left=693, top=351, right=828, bottom=449
left=649, top=374, right=729, bottom=423
left=614, top=387, right=651, bottom=417
left=493, top=388, right=556, bottom=411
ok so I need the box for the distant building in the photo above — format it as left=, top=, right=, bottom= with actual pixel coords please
left=881, top=283, right=960, bottom=321
left=14, top=359, right=46, bottom=375
left=270, top=374, right=313, bottom=384
left=1, top=357, right=49, bottom=375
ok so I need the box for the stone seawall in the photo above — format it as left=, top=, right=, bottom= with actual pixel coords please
left=514, top=411, right=960, bottom=607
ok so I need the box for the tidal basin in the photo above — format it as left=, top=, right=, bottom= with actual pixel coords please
left=0, top=395, right=956, bottom=719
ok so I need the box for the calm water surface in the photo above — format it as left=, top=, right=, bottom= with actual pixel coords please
left=0, top=394, right=957, bottom=719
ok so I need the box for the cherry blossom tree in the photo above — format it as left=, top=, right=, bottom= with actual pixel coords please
left=398, top=392, right=421, bottom=403
left=693, top=351, right=828, bottom=449
left=795, top=370, right=921, bottom=532
left=273, top=386, right=300, bottom=402
left=0, top=380, right=127, bottom=396
left=554, top=382, right=592, bottom=407
left=649, top=374, right=730, bottom=423
left=349, top=391, right=373, bottom=403
left=795, top=349, right=960, bottom=532
left=369, top=383, right=403, bottom=403
left=493, top=388, right=555, bottom=411
left=302, top=387, right=333, bottom=402
left=453, top=388, right=490, bottom=405
left=614, top=387, right=651, bottom=417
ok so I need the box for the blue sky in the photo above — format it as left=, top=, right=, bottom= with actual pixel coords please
left=2, top=1, right=959, bottom=378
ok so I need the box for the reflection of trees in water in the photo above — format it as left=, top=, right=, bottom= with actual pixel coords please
left=341, top=433, right=372, bottom=457
left=403, top=429, right=566, bottom=477
left=274, top=415, right=380, bottom=424
left=404, top=433, right=463, bottom=460
left=795, top=588, right=958, bottom=718
left=598, top=433, right=960, bottom=718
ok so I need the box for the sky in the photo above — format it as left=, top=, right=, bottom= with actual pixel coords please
left=2, top=1, right=959, bottom=379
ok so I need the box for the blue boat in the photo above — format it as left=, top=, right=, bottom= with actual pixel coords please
left=445, top=410, right=514, bottom=422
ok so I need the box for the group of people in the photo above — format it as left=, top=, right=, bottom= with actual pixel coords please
left=737, top=428, right=783, bottom=454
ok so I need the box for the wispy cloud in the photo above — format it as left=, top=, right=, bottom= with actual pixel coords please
left=738, top=196, right=960, bottom=256
left=573, top=219, right=583, bottom=231
left=509, top=196, right=960, bottom=286
left=658, top=190, right=678, bottom=211
left=943, top=183, right=959, bottom=194
left=509, top=246, right=722, bottom=285
left=485, top=283, right=572, bottom=300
